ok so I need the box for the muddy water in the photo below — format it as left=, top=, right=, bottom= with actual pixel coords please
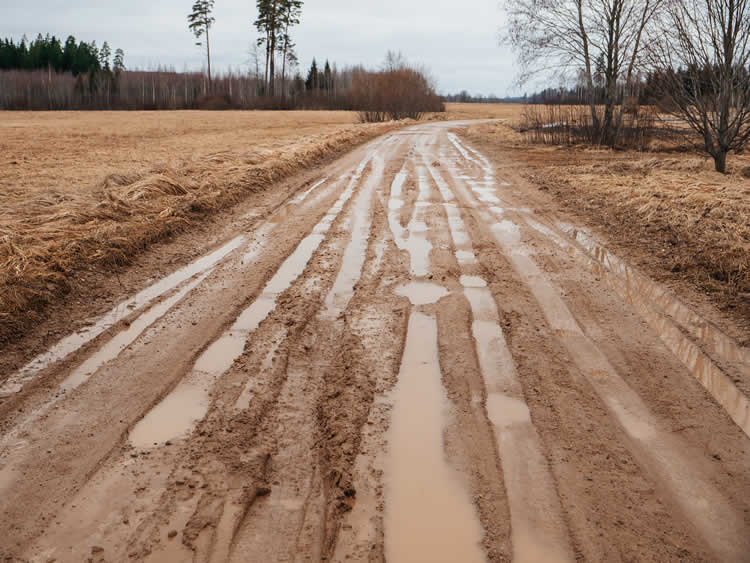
left=0, top=236, right=246, bottom=398
left=128, top=154, right=373, bottom=448
left=323, top=155, right=384, bottom=319
left=395, top=282, right=449, bottom=306
left=385, top=312, right=486, bottom=563
left=430, top=152, right=573, bottom=562
left=447, top=139, right=749, bottom=561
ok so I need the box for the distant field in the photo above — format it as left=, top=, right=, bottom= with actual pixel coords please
left=443, top=102, right=524, bottom=121
left=0, top=111, right=364, bottom=197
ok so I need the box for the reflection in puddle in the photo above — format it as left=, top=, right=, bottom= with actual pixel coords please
left=129, top=154, right=371, bottom=448
left=59, top=271, right=212, bottom=394
left=1, top=236, right=246, bottom=398
left=385, top=312, right=485, bottom=563
left=395, top=282, right=449, bottom=306
left=129, top=370, right=213, bottom=448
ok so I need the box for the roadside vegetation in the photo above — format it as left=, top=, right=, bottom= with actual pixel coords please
left=0, top=111, right=399, bottom=344
left=504, top=0, right=750, bottom=173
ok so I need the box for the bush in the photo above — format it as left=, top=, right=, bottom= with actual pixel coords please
left=350, top=65, right=444, bottom=123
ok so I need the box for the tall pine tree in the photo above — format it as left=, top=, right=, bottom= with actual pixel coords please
left=188, top=0, right=216, bottom=86
left=255, top=0, right=302, bottom=96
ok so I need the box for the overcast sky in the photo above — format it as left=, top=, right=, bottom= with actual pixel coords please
left=5, top=1, right=519, bottom=96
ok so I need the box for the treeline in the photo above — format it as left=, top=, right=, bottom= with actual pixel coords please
left=0, top=34, right=124, bottom=76
left=442, top=91, right=522, bottom=104
left=0, top=53, right=444, bottom=119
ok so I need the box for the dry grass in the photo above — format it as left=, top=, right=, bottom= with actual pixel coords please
left=440, top=103, right=525, bottom=121
left=464, top=119, right=750, bottom=302
left=0, top=110, right=398, bottom=342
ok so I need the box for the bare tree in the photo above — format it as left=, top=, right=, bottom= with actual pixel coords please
left=649, top=0, right=750, bottom=172
left=503, top=0, right=662, bottom=146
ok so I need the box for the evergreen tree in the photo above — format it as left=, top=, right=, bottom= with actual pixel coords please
left=188, top=0, right=216, bottom=85
left=255, top=0, right=303, bottom=96
left=99, top=41, right=112, bottom=72
left=305, top=58, right=318, bottom=90
left=113, top=48, right=125, bottom=74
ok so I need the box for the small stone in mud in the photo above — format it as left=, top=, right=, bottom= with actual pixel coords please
left=256, top=486, right=272, bottom=496
left=91, top=546, right=104, bottom=554
left=168, top=530, right=178, bottom=539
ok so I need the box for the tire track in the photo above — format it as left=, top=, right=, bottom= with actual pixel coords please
left=444, top=133, right=750, bottom=561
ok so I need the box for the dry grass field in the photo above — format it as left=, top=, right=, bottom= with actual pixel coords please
left=0, top=110, right=397, bottom=341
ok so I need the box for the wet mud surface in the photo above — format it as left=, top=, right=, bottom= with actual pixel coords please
left=0, top=121, right=749, bottom=562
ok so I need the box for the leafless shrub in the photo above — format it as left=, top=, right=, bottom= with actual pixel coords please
left=350, top=60, right=444, bottom=123
left=519, top=103, right=661, bottom=149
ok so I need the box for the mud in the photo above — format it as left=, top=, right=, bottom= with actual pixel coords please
left=1, top=121, right=749, bottom=563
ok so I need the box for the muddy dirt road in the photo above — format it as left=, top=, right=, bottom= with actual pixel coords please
left=1, top=121, right=749, bottom=562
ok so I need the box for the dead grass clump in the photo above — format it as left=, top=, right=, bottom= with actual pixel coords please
left=540, top=153, right=750, bottom=293
left=0, top=117, right=398, bottom=344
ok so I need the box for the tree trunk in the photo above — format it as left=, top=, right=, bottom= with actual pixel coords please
left=268, top=0, right=279, bottom=97
left=714, top=149, right=728, bottom=173
left=206, top=23, right=212, bottom=88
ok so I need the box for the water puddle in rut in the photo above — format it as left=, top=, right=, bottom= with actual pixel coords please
left=1, top=236, right=246, bottom=397
left=385, top=312, right=486, bottom=563
left=129, top=154, right=370, bottom=447
left=435, top=164, right=573, bottom=561
left=395, top=282, right=449, bottom=306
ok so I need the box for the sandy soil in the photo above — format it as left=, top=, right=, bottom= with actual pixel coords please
left=0, top=120, right=748, bottom=562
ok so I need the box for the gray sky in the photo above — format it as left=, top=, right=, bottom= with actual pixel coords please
left=5, top=1, right=519, bottom=96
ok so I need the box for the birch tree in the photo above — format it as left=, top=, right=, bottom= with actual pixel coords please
left=504, top=0, right=662, bottom=146
left=649, top=0, right=750, bottom=172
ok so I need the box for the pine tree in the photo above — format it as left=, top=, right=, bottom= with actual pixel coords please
left=113, top=48, right=125, bottom=74
left=100, top=41, right=112, bottom=72
left=188, top=0, right=216, bottom=86
left=255, top=0, right=303, bottom=96
left=305, top=58, right=318, bottom=91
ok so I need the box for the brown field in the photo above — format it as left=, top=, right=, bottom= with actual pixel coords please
left=0, top=110, right=398, bottom=342
left=442, top=102, right=525, bottom=121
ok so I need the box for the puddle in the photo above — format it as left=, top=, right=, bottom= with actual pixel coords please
left=395, top=282, right=449, bottom=306
left=322, top=155, right=383, bottom=319
left=385, top=312, right=486, bottom=563
left=401, top=167, right=434, bottom=277
left=130, top=370, right=213, bottom=448
left=485, top=394, right=531, bottom=427
left=128, top=152, right=369, bottom=447
left=460, top=275, right=487, bottom=288
left=291, top=177, right=327, bottom=204
left=1, top=235, right=246, bottom=397
left=59, top=271, right=212, bottom=394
